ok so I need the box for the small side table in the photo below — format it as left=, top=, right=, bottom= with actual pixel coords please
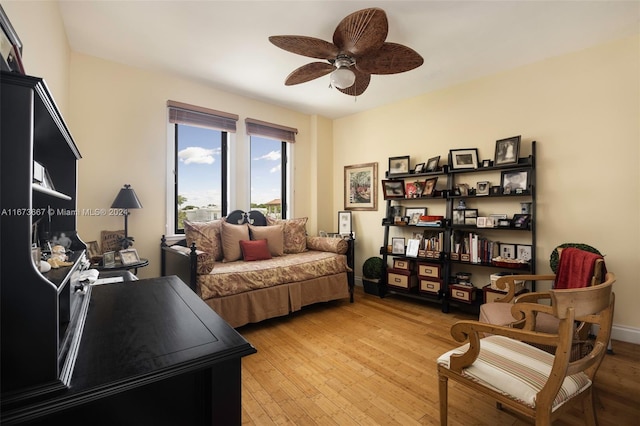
left=94, top=258, right=149, bottom=275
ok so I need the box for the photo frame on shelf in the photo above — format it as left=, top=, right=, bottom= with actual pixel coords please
left=425, top=156, right=440, bottom=172
left=516, top=244, right=532, bottom=261
left=501, top=170, right=529, bottom=194
left=405, top=181, right=419, bottom=198
left=449, top=148, right=478, bottom=170
left=338, top=211, right=352, bottom=235
left=119, top=248, right=140, bottom=265
left=388, top=155, right=410, bottom=175
left=476, top=181, right=490, bottom=196
left=391, top=237, right=405, bottom=255
left=382, top=179, right=406, bottom=199
left=344, top=162, right=377, bottom=211
left=499, top=243, right=516, bottom=259
left=476, top=217, right=488, bottom=228
left=103, top=251, right=116, bottom=267
left=406, top=239, right=420, bottom=257
left=494, top=135, right=521, bottom=166
left=409, top=212, right=421, bottom=225
left=423, top=177, right=438, bottom=196
left=452, top=210, right=465, bottom=225
left=413, top=163, right=425, bottom=174
left=512, top=214, right=531, bottom=229
left=482, top=159, right=493, bottom=168
left=405, top=207, right=426, bottom=218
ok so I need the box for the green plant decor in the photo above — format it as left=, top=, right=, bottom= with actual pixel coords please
left=550, top=243, right=602, bottom=273
left=363, top=256, right=384, bottom=280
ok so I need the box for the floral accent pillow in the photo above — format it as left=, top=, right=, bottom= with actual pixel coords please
left=183, top=219, right=224, bottom=261
left=266, top=217, right=308, bottom=254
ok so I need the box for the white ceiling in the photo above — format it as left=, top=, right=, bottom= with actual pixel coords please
left=58, top=1, right=639, bottom=119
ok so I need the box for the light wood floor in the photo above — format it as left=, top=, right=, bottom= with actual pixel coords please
left=239, top=286, right=639, bottom=425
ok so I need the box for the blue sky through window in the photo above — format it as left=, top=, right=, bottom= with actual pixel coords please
left=177, top=125, right=281, bottom=208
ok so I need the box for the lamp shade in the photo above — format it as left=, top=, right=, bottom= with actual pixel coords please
left=111, top=184, right=143, bottom=209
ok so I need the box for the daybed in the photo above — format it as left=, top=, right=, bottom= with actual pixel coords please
left=161, top=210, right=354, bottom=327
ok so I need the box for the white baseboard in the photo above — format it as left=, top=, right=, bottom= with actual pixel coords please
left=611, top=324, right=640, bottom=345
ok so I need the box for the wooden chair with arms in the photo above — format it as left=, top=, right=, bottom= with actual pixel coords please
left=479, top=247, right=606, bottom=357
left=437, top=272, right=615, bottom=426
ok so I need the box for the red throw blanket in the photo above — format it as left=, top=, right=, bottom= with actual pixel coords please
left=554, top=247, right=605, bottom=289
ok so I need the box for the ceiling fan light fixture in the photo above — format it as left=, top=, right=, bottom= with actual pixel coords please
left=330, top=67, right=355, bottom=89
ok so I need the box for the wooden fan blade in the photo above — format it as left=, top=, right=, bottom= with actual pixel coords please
left=285, top=62, right=334, bottom=85
left=356, top=42, right=424, bottom=75
left=269, top=35, right=339, bottom=60
left=337, top=69, right=371, bottom=96
left=333, top=8, right=388, bottom=57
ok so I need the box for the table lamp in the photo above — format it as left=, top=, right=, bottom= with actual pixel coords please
left=111, top=184, right=143, bottom=249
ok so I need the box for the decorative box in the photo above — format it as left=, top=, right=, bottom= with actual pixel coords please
left=387, top=268, right=417, bottom=291
left=449, top=284, right=476, bottom=304
left=460, top=253, right=471, bottom=262
left=417, top=262, right=440, bottom=279
left=483, top=284, right=528, bottom=303
left=490, top=273, right=525, bottom=292
left=419, top=278, right=442, bottom=295
left=393, top=258, right=413, bottom=271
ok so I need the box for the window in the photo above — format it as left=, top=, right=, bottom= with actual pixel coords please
left=250, top=136, right=287, bottom=219
left=167, top=101, right=238, bottom=234
left=246, top=118, right=297, bottom=220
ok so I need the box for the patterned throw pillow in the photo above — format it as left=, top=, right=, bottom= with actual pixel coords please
left=183, top=219, right=224, bottom=261
left=266, top=217, right=308, bottom=254
left=249, top=224, right=284, bottom=256
left=220, top=221, right=250, bottom=262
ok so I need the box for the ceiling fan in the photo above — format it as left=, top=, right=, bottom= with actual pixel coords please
left=269, top=7, right=423, bottom=96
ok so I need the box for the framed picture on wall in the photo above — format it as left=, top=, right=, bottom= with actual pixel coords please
left=344, top=162, right=377, bottom=211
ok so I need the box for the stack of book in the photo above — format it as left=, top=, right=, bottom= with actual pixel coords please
left=416, top=215, right=444, bottom=227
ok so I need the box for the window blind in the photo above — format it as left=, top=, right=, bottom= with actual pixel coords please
left=245, top=118, right=297, bottom=143
left=168, top=100, right=238, bottom=132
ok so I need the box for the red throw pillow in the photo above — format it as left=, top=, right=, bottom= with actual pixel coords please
left=239, top=239, right=272, bottom=261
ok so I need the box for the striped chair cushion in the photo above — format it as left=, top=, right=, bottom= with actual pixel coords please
left=437, top=335, right=591, bottom=410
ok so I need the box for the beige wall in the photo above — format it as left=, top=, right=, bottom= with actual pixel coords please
left=68, top=54, right=318, bottom=280
left=2, top=1, right=70, bottom=115
left=334, top=35, right=640, bottom=339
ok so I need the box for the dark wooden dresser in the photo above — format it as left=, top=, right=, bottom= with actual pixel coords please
left=1, top=275, right=256, bottom=425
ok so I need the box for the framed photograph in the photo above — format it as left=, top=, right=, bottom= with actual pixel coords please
left=494, top=135, right=521, bottom=165
left=119, top=248, right=140, bottom=265
left=409, top=212, right=421, bottom=225
left=338, top=211, right=352, bottom=234
left=344, top=162, right=377, bottom=211
left=501, top=170, right=529, bottom=194
left=388, top=155, right=410, bottom=175
left=476, top=217, right=487, bottom=228
left=425, top=156, right=440, bottom=172
left=512, top=214, right=531, bottom=229
left=405, top=207, right=426, bottom=218
left=516, top=244, right=533, bottom=261
left=413, top=163, right=425, bottom=174
left=406, top=239, right=420, bottom=257
left=382, top=179, right=406, bottom=199
left=391, top=237, right=405, bottom=255
left=423, top=177, right=438, bottom=196
left=490, top=185, right=501, bottom=195
left=449, top=148, right=478, bottom=170
left=499, top=243, right=516, bottom=259
left=452, top=209, right=465, bottom=225
left=86, top=241, right=101, bottom=259
left=457, top=183, right=470, bottom=196
left=482, top=159, right=493, bottom=168
left=103, top=251, right=116, bottom=267
left=476, top=181, right=490, bottom=196
left=405, top=181, right=419, bottom=198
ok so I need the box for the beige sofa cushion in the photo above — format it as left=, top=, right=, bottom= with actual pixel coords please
left=249, top=224, right=284, bottom=257
left=267, top=217, right=308, bottom=254
left=220, top=222, right=250, bottom=262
